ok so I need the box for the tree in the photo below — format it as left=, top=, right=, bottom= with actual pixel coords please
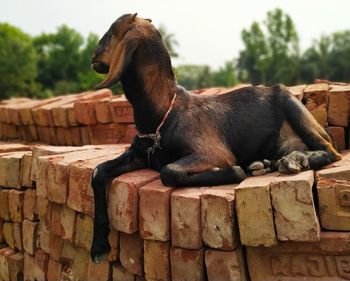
left=158, top=24, right=179, bottom=58
left=33, top=25, right=84, bottom=94
left=237, top=9, right=300, bottom=85
left=212, top=61, right=238, bottom=87
left=0, top=23, right=40, bottom=99
left=328, top=31, right=350, bottom=82
left=175, top=65, right=214, bottom=89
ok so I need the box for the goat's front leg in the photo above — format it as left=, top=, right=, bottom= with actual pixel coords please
left=160, top=154, right=246, bottom=187
left=91, top=149, right=146, bottom=263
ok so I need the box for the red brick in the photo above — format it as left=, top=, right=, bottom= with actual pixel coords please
left=112, top=263, right=135, bottom=281
left=304, top=83, right=329, bottom=127
left=47, top=258, right=62, bottom=281
left=34, top=249, right=48, bottom=281
left=24, top=252, right=35, bottom=281
left=23, top=188, right=37, bottom=221
left=121, top=124, right=137, bottom=143
left=88, top=123, right=127, bottom=144
left=95, top=97, right=113, bottom=123
left=171, top=188, right=207, bottom=249
left=80, top=126, right=90, bottom=145
left=144, top=240, right=170, bottom=281
left=88, top=259, right=111, bottom=281
left=0, top=219, right=4, bottom=243
left=7, top=252, right=24, bottom=281
left=317, top=164, right=350, bottom=231
left=0, top=247, right=15, bottom=281
left=71, top=127, right=82, bottom=146
left=46, top=147, right=120, bottom=204
left=139, top=180, right=174, bottom=241
left=108, top=228, right=119, bottom=262
left=22, top=219, right=39, bottom=255
left=235, top=174, right=277, bottom=247
left=328, top=85, right=350, bottom=127
left=0, top=143, right=31, bottom=153
left=201, top=185, right=239, bottom=250
left=21, top=153, right=32, bottom=187
left=55, top=205, right=76, bottom=242
left=49, top=233, right=64, bottom=261
left=119, top=232, right=143, bottom=276
left=109, top=95, right=134, bottom=123
left=38, top=220, right=50, bottom=254
left=270, top=171, right=320, bottom=242
left=13, top=222, right=22, bottom=251
left=287, top=85, right=306, bottom=101
left=8, top=189, right=25, bottom=222
left=108, top=169, right=160, bottom=233
left=0, top=189, right=10, bottom=220
left=246, top=232, right=350, bottom=281
left=56, top=127, right=66, bottom=145
left=60, top=240, right=76, bottom=264
left=74, top=214, right=93, bottom=250
left=63, top=127, right=73, bottom=146
left=3, top=222, right=14, bottom=249
left=170, top=247, right=204, bottom=281
left=326, top=126, right=346, bottom=152
left=68, top=149, right=125, bottom=215
left=36, top=196, right=49, bottom=225
left=0, top=151, right=31, bottom=188
left=37, top=126, right=53, bottom=144
left=75, top=100, right=99, bottom=125
left=73, top=247, right=90, bottom=281
left=205, top=247, right=248, bottom=281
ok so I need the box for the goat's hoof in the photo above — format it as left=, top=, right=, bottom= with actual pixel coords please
left=91, top=241, right=111, bottom=263
left=276, top=151, right=309, bottom=174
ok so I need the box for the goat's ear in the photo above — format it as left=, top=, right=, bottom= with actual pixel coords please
left=95, top=30, right=139, bottom=89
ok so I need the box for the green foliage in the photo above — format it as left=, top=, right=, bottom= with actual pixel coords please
left=158, top=24, right=179, bottom=58
left=237, top=8, right=300, bottom=85
left=0, top=23, right=42, bottom=99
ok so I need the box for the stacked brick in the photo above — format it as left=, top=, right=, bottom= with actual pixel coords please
left=0, top=89, right=137, bottom=146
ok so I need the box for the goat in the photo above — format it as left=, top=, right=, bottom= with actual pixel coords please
left=90, top=13, right=341, bottom=262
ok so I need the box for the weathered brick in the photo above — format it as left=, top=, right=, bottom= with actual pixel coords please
left=287, top=85, right=306, bottom=101
left=38, top=220, right=50, bottom=254
left=326, top=126, right=346, bottom=152
left=49, top=233, right=64, bottom=261
left=201, top=185, right=239, bottom=250
left=120, top=232, right=143, bottom=276
left=0, top=247, right=15, bottom=281
left=304, top=83, right=329, bottom=127
left=0, top=188, right=10, bottom=220
left=88, top=123, right=127, bottom=144
left=71, top=127, right=82, bottom=146
left=88, top=259, right=111, bottom=281
left=170, top=247, right=204, bottom=281
left=37, top=126, right=53, bottom=144
left=0, top=219, right=4, bottom=243
left=112, top=263, right=135, bottom=281
left=22, top=219, right=39, bottom=255
left=34, top=249, right=48, bottom=281
left=246, top=232, right=350, bottom=281
left=328, top=85, right=350, bottom=127
left=0, top=143, right=31, bottom=153
left=121, top=124, right=137, bottom=143
left=74, top=214, right=93, bottom=250
left=56, top=127, right=66, bottom=145
left=95, top=97, right=113, bottom=124
left=47, top=258, right=62, bottom=281
left=8, top=252, right=24, bottom=281
left=235, top=174, right=277, bottom=247
left=139, top=180, right=174, bottom=241
left=13, top=222, right=22, bottom=251
left=109, top=95, right=134, bottom=123
left=8, top=189, right=25, bottom=222
left=36, top=196, right=49, bottom=225
left=3, top=222, right=14, bottom=249
left=75, top=100, right=99, bottom=125
left=73, top=247, right=90, bottom=281
left=80, top=126, right=90, bottom=145
left=270, top=171, right=320, bottom=242
left=0, top=151, right=30, bottom=188
left=23, top=188, right=37, bottom=221
left=108, top=228, right=119, bottom=262
left=144, top=240, right=170, bottom=281
left=21, top=153, right=32, bottom=187
left=171, top=187, right=207, bottom=249
left=24, top=252, right=35, bottom=281
left=205, top=247, right=248, bottom=281
left=317, top=164, right=350, bottom=231
left=108, top=169, right=159, bottom=233
left=63, top=127, right=73, bottom=146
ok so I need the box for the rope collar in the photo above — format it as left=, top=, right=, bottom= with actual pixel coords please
left=137, top=92, right=177, bottom=163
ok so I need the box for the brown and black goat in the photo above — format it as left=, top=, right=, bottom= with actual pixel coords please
left=90, top=13, right=341, bottom=262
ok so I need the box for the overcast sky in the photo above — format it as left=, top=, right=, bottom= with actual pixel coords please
left=2, top=0, right=350, bottom=68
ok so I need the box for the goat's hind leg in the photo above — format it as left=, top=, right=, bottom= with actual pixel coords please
left=160, top=154, right=246, bottom=187
left=91, top=150, right=146, bottom=263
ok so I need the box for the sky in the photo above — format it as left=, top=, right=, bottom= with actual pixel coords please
left=1, top=0, right=350, bottom=69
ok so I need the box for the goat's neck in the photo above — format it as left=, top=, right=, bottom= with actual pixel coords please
left=121, top=63, right=177, bottom=134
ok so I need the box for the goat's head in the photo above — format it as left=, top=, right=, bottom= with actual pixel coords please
left=92, top=13, right=158, bottom=89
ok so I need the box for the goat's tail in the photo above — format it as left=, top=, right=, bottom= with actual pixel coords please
left=273, top=84, right=341, bottom=162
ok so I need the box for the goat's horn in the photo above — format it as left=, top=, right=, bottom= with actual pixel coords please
left=131, top=13, right=138, bottom=21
